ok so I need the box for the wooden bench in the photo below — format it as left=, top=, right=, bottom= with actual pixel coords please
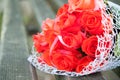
left=0, top=0, right=120, bottom=80
left=0, top=0, right=32, bottom=80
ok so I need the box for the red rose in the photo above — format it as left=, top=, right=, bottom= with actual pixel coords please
left=42, top=50, right=53, bottom=66
left=76, top=56, right=94, bottom=72
left=77, top=11, right=104, bottom=35
left=51, top=49, right=82, bottom=71
left=55, top=13, right=76, bottom=32
left=42, top=18, right=55, bottom=31
left=43, top=30, right=57, bottom=46
left=59, top=31, right=85, bottom=49
left=33, top=33, right=48, bottom=53
left=42, top=18, right=58, bottom=46
left=59, top=13, right=82, bottom=34
left=56, top=4, right=69, bottom=17
left=68, top=0, right=95, bottom=12
left=78, top=11, right=104, bottom=35
left=82, top=36, right=98, bottom=57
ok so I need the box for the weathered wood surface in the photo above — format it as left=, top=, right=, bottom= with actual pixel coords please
left=55, top=71, right=120, bottom=80
left=29, top=1, right=56, bottom=80
left=66, top=73, right=105, bottom=80
left=30, top=0, right=67, bottom=29
left=46, top=0, right=68, bottom=13
left=0, top=0, right=32, bottom=80
left=30, top=0, right=55, bottom=27
left=102, top=70, right=120, bottom=80
left=0, top=0, right=3, bottom=13
left=110, top=0, right=120, bottom=5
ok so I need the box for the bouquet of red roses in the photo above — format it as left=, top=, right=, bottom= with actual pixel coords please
left=28, top=0, right=120, bottom=76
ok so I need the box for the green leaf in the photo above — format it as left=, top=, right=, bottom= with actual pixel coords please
left=114, top=33, right=120, bottom=56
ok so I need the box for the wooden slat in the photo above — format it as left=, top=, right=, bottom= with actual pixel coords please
left=29, top=0, right=56, bottom=80
left=109, top=0, right=120, bottom=5
left=69, top=73, right=105, bottom=80
left=0, top=0, right=3, bottom=13
left=0, top=0, right=32, bottom=80
left=30, top=65, right=38, bottom=80
left=102, top=70, right=120, bottom=80
left=55, top=73, right=105, bottom=80
left=46, top=0, right=68, bottom=13
left=55, top=71, right=120, bottom=80
left=0, top=0, right=3, bottom=65
left=113, top=67, right=120, bottom=77
left=0, top=42, right=2, bottom=59
left=30, top=0, right=55, bottom=27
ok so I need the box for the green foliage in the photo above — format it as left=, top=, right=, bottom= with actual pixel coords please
left=104, top=0, right=108, bottom=4
left=114, top=33, right=120, bottom=56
